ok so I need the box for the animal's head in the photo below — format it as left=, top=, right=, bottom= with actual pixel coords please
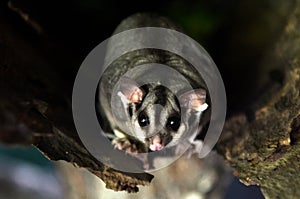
left=118, top=77, right=208, bottom=151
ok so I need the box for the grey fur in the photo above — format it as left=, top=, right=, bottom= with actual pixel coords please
left=97, top=13, right=209, bottom=154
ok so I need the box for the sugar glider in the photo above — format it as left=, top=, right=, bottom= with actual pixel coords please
left=96, top=13, right=210, bottom=159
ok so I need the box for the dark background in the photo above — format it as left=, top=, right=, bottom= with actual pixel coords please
left=1, top=0, right=292, bottom=113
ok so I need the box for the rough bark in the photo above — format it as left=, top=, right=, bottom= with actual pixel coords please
left=0, top=1, right=153, bottom=193
left=217, top=1, right=300, bottom=198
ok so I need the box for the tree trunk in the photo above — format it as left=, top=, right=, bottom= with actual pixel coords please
left=217, top=1, right=300, bottom=198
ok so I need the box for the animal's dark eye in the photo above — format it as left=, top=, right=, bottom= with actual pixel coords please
left=138, top=112, right=149, bottom=127
left=166, top=116, right=181, bottom=131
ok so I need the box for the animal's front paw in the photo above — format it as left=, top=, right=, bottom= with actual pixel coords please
left=112, top=137, right=138, bottom=154
left=112, top=137, right=146, bottom=154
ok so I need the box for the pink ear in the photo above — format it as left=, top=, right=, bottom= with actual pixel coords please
left=179, top=89, right=208, bottom=111
left=119, top=77, right=144, bottom=103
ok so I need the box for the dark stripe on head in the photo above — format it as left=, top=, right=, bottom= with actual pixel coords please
left=154, top=85, right=167, bottom=106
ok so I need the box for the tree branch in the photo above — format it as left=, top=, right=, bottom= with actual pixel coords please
left=0, top=3, right=153, bottom=193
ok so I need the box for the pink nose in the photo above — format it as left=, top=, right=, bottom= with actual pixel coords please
left=150, top=143, right=163, bottom=151
left=149, top=134, right=163, bottom=151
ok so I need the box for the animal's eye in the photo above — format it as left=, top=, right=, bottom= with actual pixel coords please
left=166, top=116, right=181, bottom=131
left=138, top=112, right=149, bottom=127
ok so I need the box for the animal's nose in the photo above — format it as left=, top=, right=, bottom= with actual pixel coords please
left=149, top=134, right=163, bottom=151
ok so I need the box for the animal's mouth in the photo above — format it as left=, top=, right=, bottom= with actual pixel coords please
left=149, top=134, right=164, bottom=151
